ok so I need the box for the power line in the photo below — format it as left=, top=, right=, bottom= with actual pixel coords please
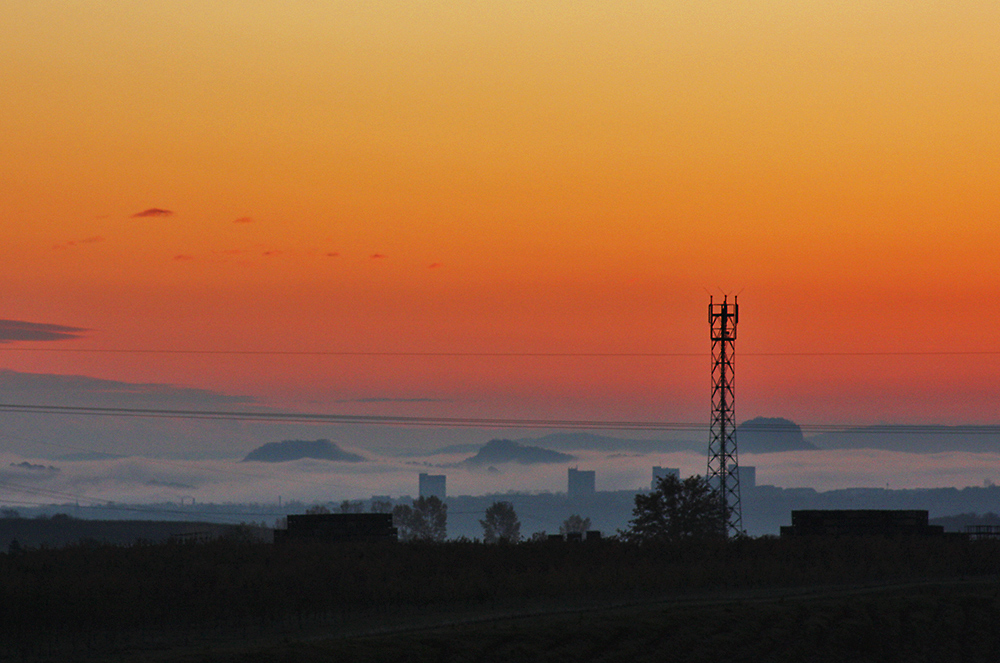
left=0, top=402, right=694, bottom=431
left=2, top=346, right=999, bottom=358
left=2, top=402, right=1000, bottom=435
left=0, top=347, right=700, bottom=357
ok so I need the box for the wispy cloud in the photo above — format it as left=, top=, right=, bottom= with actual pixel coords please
left=262, top=250, right=282, bottom=257
left=54, top=236, right=105, bottom=249
left=370, top=253, right=386, bottom=260
left=428, top=262, right=442, bottom=269
left=233, top=217, right=253, bottom=224
left=173, top=255, right=195, bottom=262
left=0, top=320, right=87, bottom=343
left=131, top=208, right=174, bottom=218
left=350, top=397, right=452, bottom=404
left=325, top=252, right=340, bottom=258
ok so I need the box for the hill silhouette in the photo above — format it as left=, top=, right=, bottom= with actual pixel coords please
left=424, top=433, right=699, bottom=457
left=736, top=417, right=814, bottom=453
left=242, top=439, right=365, bottom=463
left=514, top=432, right=702, bottom=453
left=461, top=439, right=574, bottom=466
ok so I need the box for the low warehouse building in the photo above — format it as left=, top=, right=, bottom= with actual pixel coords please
left=780, top=510, right=944, bottom=537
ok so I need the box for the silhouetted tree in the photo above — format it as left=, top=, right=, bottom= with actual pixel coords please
left=393, top=496, right=447, bottom=541
left=339, top=500, right=365, bottom=513
left=480, top=501, right=520, bottom=543
left=414, top=496, right=447, bottom=541
left=305, top=504, right=330, bottom=515
left=370, top=499, right=393, bottom=514
left=560, top=514, right=591, bottom=536
left=623, top=474, right=726, bottom=544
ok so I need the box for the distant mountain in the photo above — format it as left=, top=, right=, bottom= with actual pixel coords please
left=461, top=439, right=575, bottom=466
left=426, top=443, right=481, bottom=456
left=736, top=418, right=815, bottom=453
left=513, top=432, right=702, bottom=454
left=9, top=461, right=60, bottom=472
left=242, top=439, right=366, bottom=463
left=421, top=435, right=694, bottom=458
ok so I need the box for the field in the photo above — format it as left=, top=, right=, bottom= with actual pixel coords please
left=4, top=535, right=1000, bottom=662
left=202, top=580, right=1000, bottom=663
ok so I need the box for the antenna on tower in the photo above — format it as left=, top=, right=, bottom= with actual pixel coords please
left=707, top=295, right=743, bottom=537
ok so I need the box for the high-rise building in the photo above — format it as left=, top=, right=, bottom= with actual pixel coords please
left=567, top=468, right=596, bottom=498
left=418, top=473, right=446, bottom=499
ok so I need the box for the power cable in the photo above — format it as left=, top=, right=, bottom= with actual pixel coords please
left=0, top=402, right=698, bottom=431
left=2, top=346, right=999, bottom=358
left=1, top=402, right=999, bottom=434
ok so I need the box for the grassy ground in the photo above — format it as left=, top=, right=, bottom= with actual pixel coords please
left=7, top=536, right=1000, bottom=662
left=139, top=579, right=1000, bottom=663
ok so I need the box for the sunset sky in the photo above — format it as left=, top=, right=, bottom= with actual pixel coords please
left=2, top=1, right=999, bottom=437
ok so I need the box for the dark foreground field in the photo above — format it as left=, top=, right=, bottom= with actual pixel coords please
left=193, top=580, right=1000, bottom=663
left=4, top=534, right=1000, bottom=661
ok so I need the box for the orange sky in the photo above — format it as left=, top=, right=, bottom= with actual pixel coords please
left=2, top=1, right=999, bottom=428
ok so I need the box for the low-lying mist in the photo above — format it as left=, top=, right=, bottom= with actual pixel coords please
left=4, top=448, right=1000, bottom=508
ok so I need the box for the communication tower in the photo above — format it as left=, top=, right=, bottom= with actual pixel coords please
left=707, top=295, right=743, bottom=536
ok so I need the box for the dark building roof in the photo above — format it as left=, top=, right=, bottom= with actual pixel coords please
left=275, top=513, right=397, bottom=543
left=780, top=510, right=944, bottom=537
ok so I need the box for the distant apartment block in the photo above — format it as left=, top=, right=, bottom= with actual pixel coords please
left=739, top=465, right=756, bottom=491
left=567, top=468, right=596, bottom=498
left=652, top=466, right=680, bottom=489
left=419, top=473, right=446, bottom=499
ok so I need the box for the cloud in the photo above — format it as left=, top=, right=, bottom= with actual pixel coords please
left=262, top=250, right=282, bottom=257
left=350, top=397, right=451, bottom=404
left=0, top=320, right=88, bottom=343
left=428, top=263, right=442, bottom=269
left=0, top=369, right=254, bottom=406
left=54, top=236, right=105, bottom=249
left=0, top=369, right=265, bottom=458
left=233, top=217, right=253, bottom=224
left=131, top=208, right=174, bottom=218
left=325, top=252, right=340, bottom=258
left=173, top=255, right=195, bottom=261
left=370, top=253, right=386, bottom=259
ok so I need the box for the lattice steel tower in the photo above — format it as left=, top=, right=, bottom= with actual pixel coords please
left=707, top=295, right=743, bottom=537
